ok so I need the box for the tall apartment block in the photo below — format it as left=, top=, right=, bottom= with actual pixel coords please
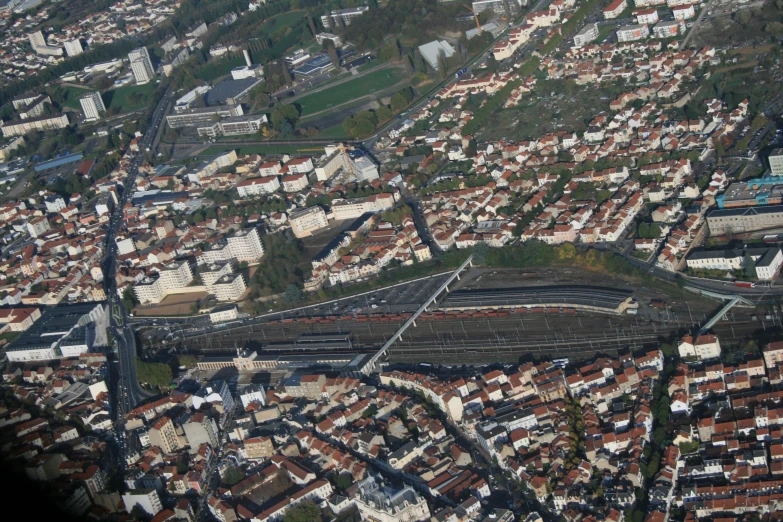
left=64, top=39, right=83, bottom=56
left=129, top=47, right=155, bottom=84
left=79, top=92, right=106, bottom=122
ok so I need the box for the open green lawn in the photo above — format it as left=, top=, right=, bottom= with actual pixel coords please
left=104, top=83, right=156, bottom=112
left=57, top=82, right=154, bottom=113
left=256, top=10, right=306, bottom=36
left=357, top=59, right=383, bottom=73
left=59, top=85, right=94, bottom=110
left=295, top=68, right=408, bottom=116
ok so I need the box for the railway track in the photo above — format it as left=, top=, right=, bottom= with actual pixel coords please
left=441, top=285, right=634, bottom=312
left=172, top=315, right=779, bottom=364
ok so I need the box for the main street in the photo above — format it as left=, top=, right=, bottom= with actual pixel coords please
left=105, top=86, right=174, bottom=468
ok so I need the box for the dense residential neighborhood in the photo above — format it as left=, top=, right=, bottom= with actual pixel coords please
left=1, top=0, right=783, bottom=520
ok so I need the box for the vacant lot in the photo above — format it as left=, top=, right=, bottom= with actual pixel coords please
left=695, top=3, right=783, bottom=47
left=295, top=67, right=408, bottom=116
left=133, top=291, right=207, bottom=317
left=485, top=81, right=624, bottom=141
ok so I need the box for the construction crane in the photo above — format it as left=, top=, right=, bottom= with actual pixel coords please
left=464, top=4, right=482, bottom=33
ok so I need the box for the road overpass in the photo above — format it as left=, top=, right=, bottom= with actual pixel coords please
left=363, top=255, right=473, bottom=374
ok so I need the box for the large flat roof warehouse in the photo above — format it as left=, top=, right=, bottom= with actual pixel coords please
left=292, top=54, right=332, bottom=76
left=418, top=40, right=456, bottom=70
left=5, top=303, right=105, bottom=357
left=34, top=152, right=83, bottom=173
left=205, top=77, right=263, bottom=106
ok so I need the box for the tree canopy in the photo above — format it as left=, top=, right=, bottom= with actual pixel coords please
left=136, top=358, right=173, bottom=388
left=283, top=502, right=322, bottom=522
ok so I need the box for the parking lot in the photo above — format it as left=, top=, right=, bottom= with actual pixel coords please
left=299, top=272, right=452, bottom=316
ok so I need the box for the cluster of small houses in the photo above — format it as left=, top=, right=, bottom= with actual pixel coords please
left=379, top=35, right=746, bottom=275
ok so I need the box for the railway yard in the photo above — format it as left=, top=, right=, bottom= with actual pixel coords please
left=143, top=267, right=783, bottom=365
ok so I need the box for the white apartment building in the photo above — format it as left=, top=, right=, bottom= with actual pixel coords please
left=226, top=228, right=264, bottom=263
left=281, top=173, right=309, bottom=192
left=603, top=0, right=627, bottom=18
left=686, top=247, right=783, bottom=281
left=28, top=30, right=63, bottom=56
left=634, top=8, right=659, bottom=25
left=652, top=19, right=685, bottom=37
left=236, top=175, right=280, bottom=197
left=1, top=114, right=69, bottom=138
left=209, top=306, right=238, bottom=323
left=331, top=192, right=396, bottom=220
left=28, top=30, right=46, bottom=47
left=258, top=161, right=282, bottom=177
left=122, top=489, right=163, bottom=517
left=285, top=157, right=314, bottom=174
left=239, top=384, right=267, bottom=409
left=573, top=23, right=599, bottom=48
left=678, top=334, right=721, bottom=361
left=770, top=149, right=783, bottom=176
left=617, top=23, right=649, bottom=42
left=289, top=206, right=329, bottom=238
left=79, top=92, right=106, bottom=122
left=159, top=261, right=194, bottom=288
left=27, top=216, right=50, bottom=238
left=134, top=261, right=194, bottom=304
left=209, top=273, right=247, bottom=301
left=134, top=279, right=166, bottom=304
left=321, top=6, right=369, bottom=26
left=129, top=47, right=155, bottom=84
left=199, top=228, right=264, bottom=265
left=672, top=4, right=695, bottom=19
left=200, top=262, right=234, bottom=287
left=45, top=194, right=66, bottom=213
left=315, top=33, right=343, bottom=47
left=64, top=39, right=83, bottom=56
left=12, top=94, right=43, bottom=111
left=196, top=114, right=268, bottom=137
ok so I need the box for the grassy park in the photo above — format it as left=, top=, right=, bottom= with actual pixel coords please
left=104, top=83, right=156, bottom=112
left=58, top=82, right=155, bottom=113
left=256, top=10, right=307, bottom=36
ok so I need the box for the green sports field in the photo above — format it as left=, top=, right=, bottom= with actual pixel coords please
left=295, top=68, right=408, bottom=116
